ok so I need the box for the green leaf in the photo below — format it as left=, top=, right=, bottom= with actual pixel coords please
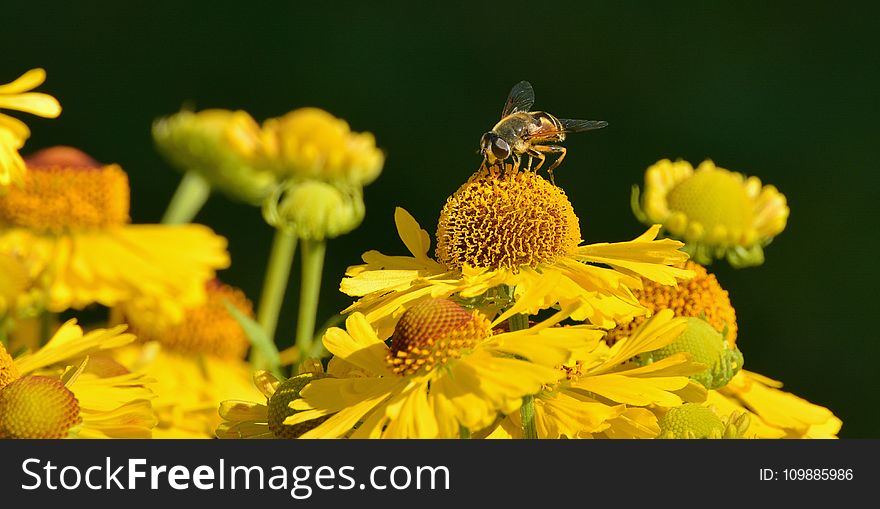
left=224, top=300, right=282, bottom=377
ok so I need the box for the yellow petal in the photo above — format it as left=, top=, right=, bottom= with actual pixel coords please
left=0, top=68, right=46, bottom=95
left=0, top=92, right=62, bottom=118
left=394, top=207, right=433, bottom=261
left=321, top=313, right=391, bottom=375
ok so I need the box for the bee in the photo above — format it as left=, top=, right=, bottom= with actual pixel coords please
left=480, top=81, right=607, bottom=183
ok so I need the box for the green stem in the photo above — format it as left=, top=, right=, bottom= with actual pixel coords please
left=254, top=229, right=298, bottom=367
left=161, top=171, right=211, bottom=224
left=520, top=395, right=538, bottom=439
left=294, top=239, right=326, bottom=360
left=508, top=313, right=538, bottom=439
left=459, top=426, right=471, bottom=439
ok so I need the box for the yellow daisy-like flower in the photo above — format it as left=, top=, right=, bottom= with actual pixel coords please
left=498, top=310, right=708, bottom=439
left=342, top=165, right=692, bottom=338
left=600, top=254, right=839, bottom=438
left=632, top=159, right=789, bottom=267
left=0, top=146, right=230, bottom=323
left=258, top=107, right=385, bottom=187
left=605, top=260, right=738, bottom=346
left=285, top=298, right=597, bottom=438
left=153, top=109, right=277, bottom=205
left=0, top=320, right=157, bottom=438
left=708, top=371, right=841, bottom=438
left=0, top=68, right=62, bottom=188
left=113, top=281, right=263, bottom=438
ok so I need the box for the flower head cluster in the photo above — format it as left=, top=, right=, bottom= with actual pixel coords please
left=155, top=106, right=383, bottom=240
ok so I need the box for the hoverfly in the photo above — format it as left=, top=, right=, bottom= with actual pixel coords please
left=480, top=81, right=607, bottom=183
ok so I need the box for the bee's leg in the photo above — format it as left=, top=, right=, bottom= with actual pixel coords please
left=526, top=147, right=547, bottom=177
left=533, top=145, right=566, bottom=185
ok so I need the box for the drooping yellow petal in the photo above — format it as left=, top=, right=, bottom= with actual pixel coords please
left=14, top=321, right=135, bottom=374
left=573, top=373, right=692, bottom=407
left=600, top=407, right=661, bottom=439
left=592, top=310, right=685, bottom=373
left=218, top=401, right=269, bottom=422
left=292, top=378, right=401, bottom=438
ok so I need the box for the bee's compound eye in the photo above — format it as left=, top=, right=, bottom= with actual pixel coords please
left=492, top=138, right=511, bottom=160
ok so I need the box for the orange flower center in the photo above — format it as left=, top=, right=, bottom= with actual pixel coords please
left=126, top=281, right=253, bottom=359
left=387, top=298, right=491, bottom=376
left=605, top=261, right=738, bottom=346
left=0, top=146, right=130, bottom=232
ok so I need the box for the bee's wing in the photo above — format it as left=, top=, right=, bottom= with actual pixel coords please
left=501, top=81, right=535, bottom=117
left=558, top=118, right=609, bottom=132
left=558, top=118, right=609, bottom=133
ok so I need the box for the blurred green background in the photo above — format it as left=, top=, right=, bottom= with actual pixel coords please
left=4, top=1, right=877, bottom=437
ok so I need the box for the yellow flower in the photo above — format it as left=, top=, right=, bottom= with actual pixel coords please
left=258, top=108, right=384, bottom=187
left=0, top=146, right=230, bottom=322
left=498, top=310, right=708, bottom=439
left=342, top=165, right=692, bottom=338
left=632, top=159, right=789, bottom=267
left=113, top=281, right=263, bottom=438
left=285, top=298, right=598, bottom=438
left=0, top=68, right=62, bottom=187
left=122, top=280, right=252, bottom=359
left=601, top=255, right=840, bottom=438
left=708, top=371, right=841, bottom=438
left=605, top=260, right=738, bottom=346
left=0, top=320, right=157, bottom=438
left=153, top=109, right=277, bottom=204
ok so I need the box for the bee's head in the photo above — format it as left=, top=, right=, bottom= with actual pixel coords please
left=480, top=132, right=511, bottom=163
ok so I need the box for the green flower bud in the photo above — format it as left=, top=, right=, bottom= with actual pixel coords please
left=657, top=403, right=751, bottom=439
left=263, top=179, right=365, bottom=240
left=153, top=109, right=277, bottom=205
left=638, top=317, right=743, bottom=390
left=267, top=372, right=328, bottom=439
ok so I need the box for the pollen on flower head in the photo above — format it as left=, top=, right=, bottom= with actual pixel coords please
left=605, top=261, right=738, bottom=346
left=125, top=280, right=253, bottom=359
left=387, top=298, right=492, bottom=376
left=435, top=164, right=581, bottom=271
left=0, top=146, right=130, bottom=232
left=0, top=343, right=20, bottom=390
left=267, top=372, right=328, bottom=438
left=0, top=375, right=81, bottom=439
